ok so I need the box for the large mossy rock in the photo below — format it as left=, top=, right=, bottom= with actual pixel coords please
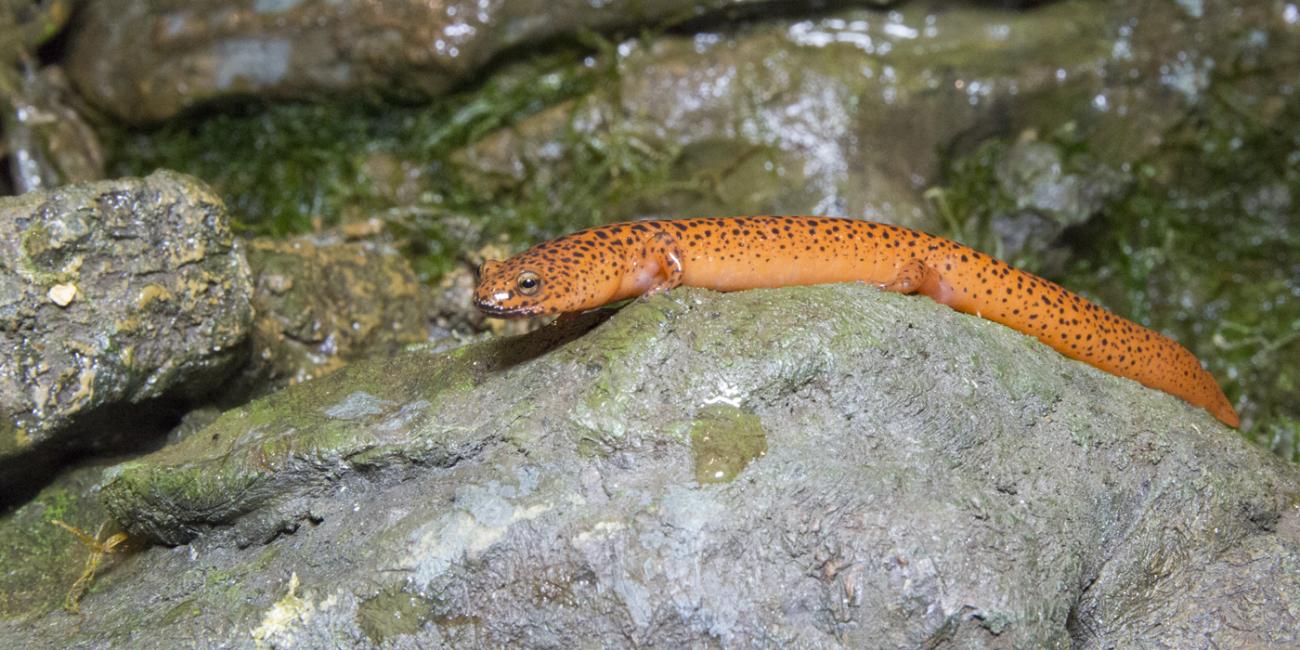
left=3, top=284, right=1296, bottom=647
left=0, top=172, right=440, bottom=503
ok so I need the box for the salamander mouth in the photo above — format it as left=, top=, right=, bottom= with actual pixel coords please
left=473, top=298, right=540, bottom=318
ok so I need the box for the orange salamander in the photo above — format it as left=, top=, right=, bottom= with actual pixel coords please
left=473, top=216, right=1239, bottom=428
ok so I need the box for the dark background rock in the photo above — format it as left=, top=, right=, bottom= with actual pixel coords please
left=987, top=135, right=1128, bottom=263
left=1, top=67, right=106, bottom=194
left=234, top=232, right=432, bottom=398
left=2, top=285, right=1295, bottom=646
left=456, top=0, right=1123, bottom=232
left=0, top=1, right=93, bottom=194
left=64, top=0, right=784, bottom=124
left=0, top=171, right=254, bottom=503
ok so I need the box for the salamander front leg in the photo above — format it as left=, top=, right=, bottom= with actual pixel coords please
left=879, top=258, right=932, bottom=295
left=878, top=257, right=958, bottom=306
left=639, top=232, right=685, bottom=298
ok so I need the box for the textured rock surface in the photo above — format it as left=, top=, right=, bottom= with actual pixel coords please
left=0, top=171, right=253, bottom=481
left=64, top=0, right=774, bottom=124
left=2, top=285, right=1296, bottom=647
left=237, top=233, right=431, bottom=396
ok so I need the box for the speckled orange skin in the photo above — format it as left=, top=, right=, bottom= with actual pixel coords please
left=475, top=216, right=1239, bottom=427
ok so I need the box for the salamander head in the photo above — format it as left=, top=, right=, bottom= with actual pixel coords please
left=473, top=242, right=620, bottom=318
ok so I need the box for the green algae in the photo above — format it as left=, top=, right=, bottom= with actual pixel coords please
left=688, top=404, right=768, bottom=484
left=99, top=325, right=563, bottom=543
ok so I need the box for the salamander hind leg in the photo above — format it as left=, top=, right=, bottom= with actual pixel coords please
left=639, top=231, right=685, bottom=298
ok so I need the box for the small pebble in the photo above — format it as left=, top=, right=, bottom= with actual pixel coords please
left=48, top=283, right=78, bottom=307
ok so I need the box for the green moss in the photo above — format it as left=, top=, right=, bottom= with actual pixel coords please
left=925, top=139, right=1021, bottom=263
left=39, top=485, right=75, bottom=522
left=99, top=334, right=534, bottom=543
left=106, top=101, right=380, bottom=237
left=1062, top=80, right=1299, bottom=460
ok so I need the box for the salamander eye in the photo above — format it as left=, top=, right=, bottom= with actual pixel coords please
left=516, top=271, right=541, bottom=295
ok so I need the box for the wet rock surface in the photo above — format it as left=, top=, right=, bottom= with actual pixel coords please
left=0, top=171, right=253, bottom=492
left=2, top=286, right=1296, bottom=647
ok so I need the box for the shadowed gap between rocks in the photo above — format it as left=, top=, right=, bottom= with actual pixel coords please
left=0, top=396, right=189, bottom=511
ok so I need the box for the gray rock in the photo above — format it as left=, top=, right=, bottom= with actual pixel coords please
left=0, top=171, right=253, bottom=480
left=4, top=284, right=1295, bottom=647
left=64, top=0, right=776, bottom=124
